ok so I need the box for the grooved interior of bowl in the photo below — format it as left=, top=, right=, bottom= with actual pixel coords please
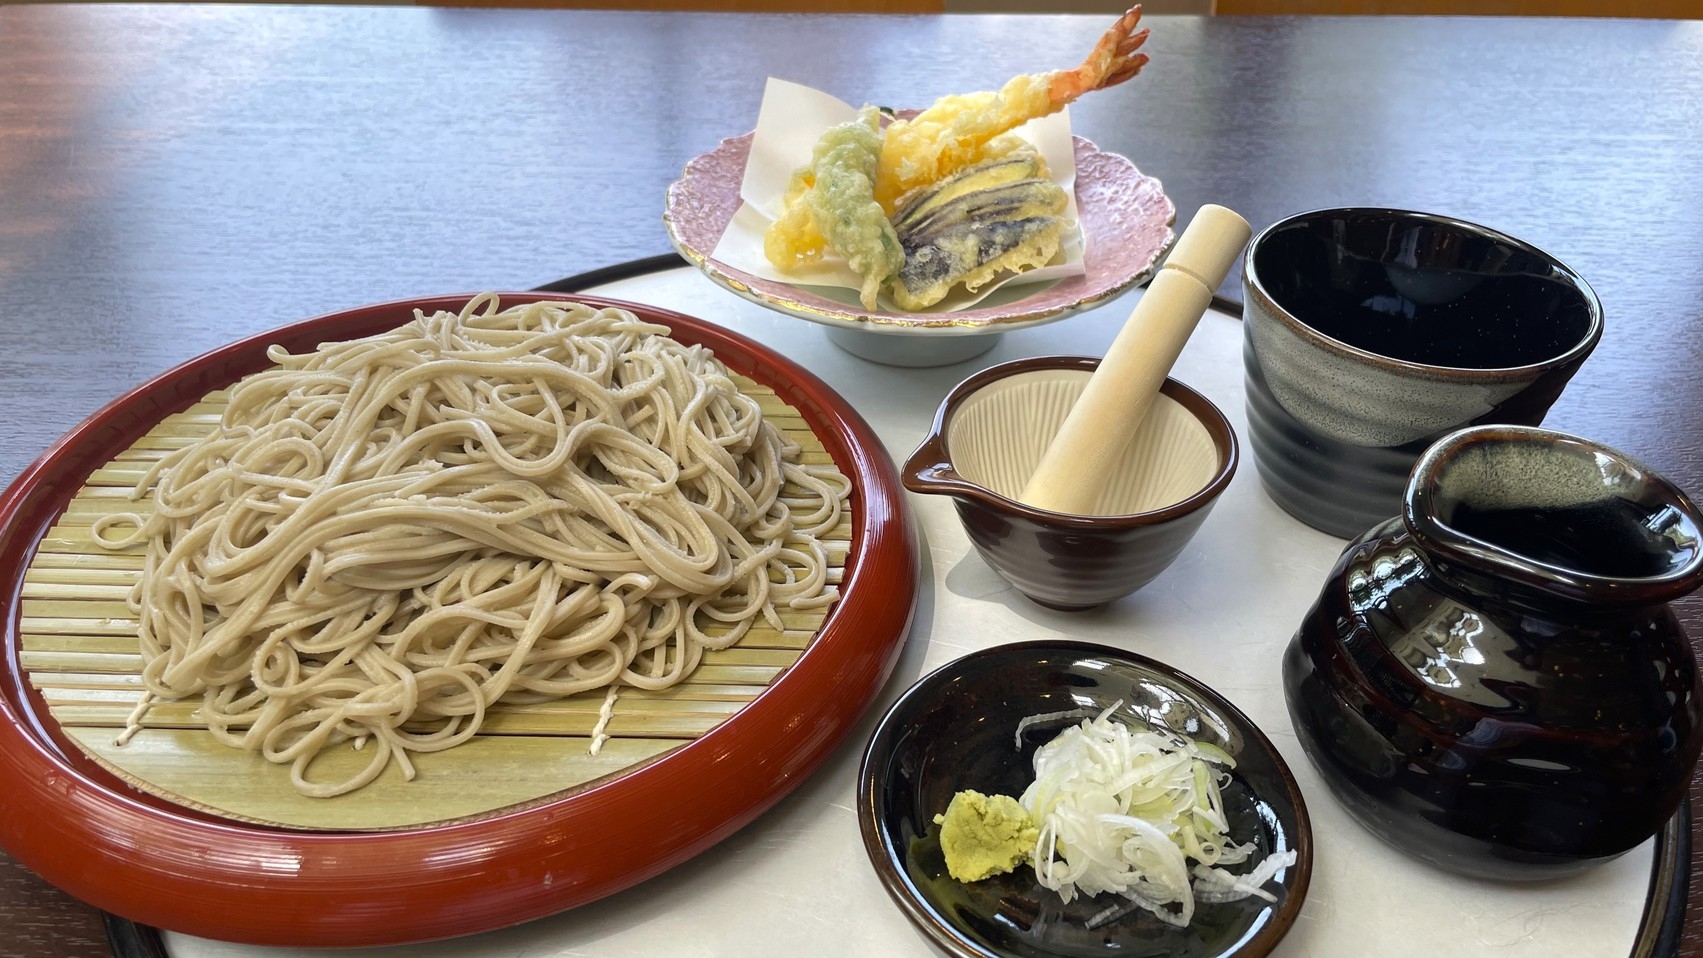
left=946, top=369, right=1218, bottom=516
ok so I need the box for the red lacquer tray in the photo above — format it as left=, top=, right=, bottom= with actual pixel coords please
left=0, top=293, right=918, bottom=947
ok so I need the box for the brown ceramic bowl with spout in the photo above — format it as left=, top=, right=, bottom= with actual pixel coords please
left=903, top=356, right=1237, bottom=610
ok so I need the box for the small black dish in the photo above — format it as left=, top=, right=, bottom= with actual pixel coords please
left=857, top=641, right=1312, bottom=958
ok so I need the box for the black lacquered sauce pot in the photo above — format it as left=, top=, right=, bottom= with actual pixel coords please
left=1284, top=425, right=1703, bottom=880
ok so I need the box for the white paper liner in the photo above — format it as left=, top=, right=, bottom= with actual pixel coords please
left=710, top=77, right=1086, bottom=313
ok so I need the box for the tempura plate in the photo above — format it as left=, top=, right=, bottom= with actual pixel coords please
left=664, top=134, right=1176, bottom=335
left=0, top=293, right=918, bottom=947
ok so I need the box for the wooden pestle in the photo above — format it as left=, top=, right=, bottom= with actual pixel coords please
left=1017, top=204, right=1252, bottom=514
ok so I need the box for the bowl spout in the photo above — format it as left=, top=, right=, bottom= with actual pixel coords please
left=1403, top=424, right=1703, bottom=606
left=902, top=356, right=1236, bottom=609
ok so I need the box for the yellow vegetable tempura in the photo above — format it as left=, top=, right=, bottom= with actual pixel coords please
left=762, top=105, right=901, bottom=310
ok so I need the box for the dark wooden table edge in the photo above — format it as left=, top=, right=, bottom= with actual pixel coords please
left=96, top=253, right=1690, bottom=958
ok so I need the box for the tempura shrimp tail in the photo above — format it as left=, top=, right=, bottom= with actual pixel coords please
left=873, top=4, right=1150, bottom=211
left=1049, top=4, right=1151, bottom=106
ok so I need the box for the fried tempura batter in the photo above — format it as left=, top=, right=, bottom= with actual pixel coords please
left=762, top=105, right=902, bottom=310
left=873, top=6, right=1150, bottom=211
left=761, top=5, right=1152, bottom=311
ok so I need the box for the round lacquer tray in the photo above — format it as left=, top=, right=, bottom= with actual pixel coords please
left=0, top=292, right=918, bottom=947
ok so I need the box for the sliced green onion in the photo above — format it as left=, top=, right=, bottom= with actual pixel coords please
left=1015, top=701, right=1294, bottom=927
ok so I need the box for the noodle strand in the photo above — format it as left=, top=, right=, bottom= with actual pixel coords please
left=99, top=298, right=847, bottom=797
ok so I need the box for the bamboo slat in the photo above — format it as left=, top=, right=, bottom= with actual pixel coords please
left=19, top=372, right=851, bottom=830
left=61, top=726, right=684, bottom=831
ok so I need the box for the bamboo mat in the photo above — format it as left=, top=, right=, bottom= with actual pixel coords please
left=19, top=376, right=851, bottom=831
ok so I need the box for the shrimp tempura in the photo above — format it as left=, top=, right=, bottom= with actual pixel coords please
left=873, top=5, right=1150, bottom=211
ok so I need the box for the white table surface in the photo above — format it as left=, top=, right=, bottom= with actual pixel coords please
left=165, top=268, right=1653, bottom=958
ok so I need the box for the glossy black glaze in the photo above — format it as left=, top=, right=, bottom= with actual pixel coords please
left=1243, top=338, right=1429, bottom=541
left=1250, top=211, right=1598, bottom=369
left=1242, top=208, right=1602, bottom=539
left=1284, top=427, right=1703, bottom=880
left=859, top=641, right=1311, bottom=958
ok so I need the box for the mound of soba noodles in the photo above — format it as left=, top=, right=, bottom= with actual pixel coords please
left=93, top=295, right=849, bottom=797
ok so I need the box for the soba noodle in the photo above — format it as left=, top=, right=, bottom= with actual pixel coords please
left=92, top=295, right=850, bottom=797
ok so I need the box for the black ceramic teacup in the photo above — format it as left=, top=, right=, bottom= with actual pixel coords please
left=1242, top=208, right=1603, bottom=538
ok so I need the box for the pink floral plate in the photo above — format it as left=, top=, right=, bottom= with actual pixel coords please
left=664, top=133, right=1177, bottom=366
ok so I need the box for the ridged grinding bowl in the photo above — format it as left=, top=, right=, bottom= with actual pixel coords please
left=903, top=356, right=1236, bottom=610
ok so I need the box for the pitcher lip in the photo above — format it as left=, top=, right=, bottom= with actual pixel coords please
left=1402, top=425, right=1703, bottom=605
